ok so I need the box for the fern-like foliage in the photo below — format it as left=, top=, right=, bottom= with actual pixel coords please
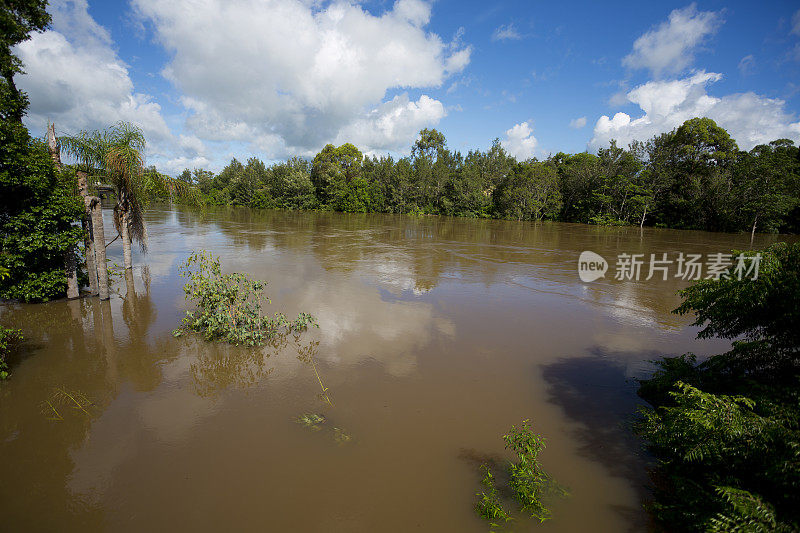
left=707, top=486, right=787, bottom=533
left=636, top=243, right=800, bottom=532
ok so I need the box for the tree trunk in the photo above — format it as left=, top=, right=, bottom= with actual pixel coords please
left=99, top=299, right=118, bottom=384
left=89, top=197, right=110, bottom=300
left=82, top=218, right=98, bottom=295
left=750, top=213, right=758, bottom=246
left=46, top=122, right=61, bottom=167
left=640, top=204, right=648, bottom=228
left=124, top=269, right=136, bottom=310
left=48, top=122, right=79, bottom=299
left=77, top=171, right=98, bottom=295
left=121, top=207, right=132, bottom=270
left=64, top=249, right=79, bottom=299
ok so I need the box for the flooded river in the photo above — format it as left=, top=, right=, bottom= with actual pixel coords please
left=0, top=206, right=791, bottom=531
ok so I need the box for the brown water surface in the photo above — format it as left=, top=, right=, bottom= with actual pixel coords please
left=1, top=206, right=792, bottom=532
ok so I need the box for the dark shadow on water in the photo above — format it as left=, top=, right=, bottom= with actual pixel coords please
left=541, top=347, right=664, bottom=532
left=458, top=448, right=517, bottom=503
left=2, top=340, right=44, bottom=372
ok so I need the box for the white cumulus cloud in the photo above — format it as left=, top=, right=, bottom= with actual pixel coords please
left=334, top=93, right=446, bottom=155
left=623, top=4, right=722, bottom=77
left=14, top=0, right=171, bottom=143
left=132, top=0, right=471, bottom=158
left=502, top=122, right=538, bottom=160
left=590, top=71, right=800, bottom=150
left=492, top=23, right=521, bottom=41
left=569, top=116, right=587, bottom=129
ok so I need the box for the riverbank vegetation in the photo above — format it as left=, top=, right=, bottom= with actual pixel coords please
left=0, top=325, right=21, bottom=379
left=1, top=1, right=195, bottom=305
left=183, top=120, right=800, bottom=235
left=635, top=242, right=800, bottom=531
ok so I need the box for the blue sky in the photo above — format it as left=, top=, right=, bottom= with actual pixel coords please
left=14, top=0, right=800, bottom=174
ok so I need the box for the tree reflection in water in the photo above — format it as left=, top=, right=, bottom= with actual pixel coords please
left=188, top=332, right=321, bottom=399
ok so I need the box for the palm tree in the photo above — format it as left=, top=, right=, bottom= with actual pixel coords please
left=105, top=122, right=148, bottom=270
left=62, top=121, right=203, bottom=273
left=62, top=121, right=148, bottom=270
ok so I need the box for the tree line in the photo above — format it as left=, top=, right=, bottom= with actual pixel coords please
left=180, top=120, right=800, bottom=237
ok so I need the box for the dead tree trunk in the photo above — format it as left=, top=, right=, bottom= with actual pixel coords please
left=46, top=122, right=61, bottom=168
left=47, top=122, right=79, bottom=299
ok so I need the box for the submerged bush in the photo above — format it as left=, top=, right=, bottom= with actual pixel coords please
left=475, top=420, right=565, bottom=527
left=475, top=464, right=512, bottom=525
left=173, top=250, right=317, bottom=346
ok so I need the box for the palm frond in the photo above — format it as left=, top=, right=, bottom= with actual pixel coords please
left=59, top=129, right=110, bottom=180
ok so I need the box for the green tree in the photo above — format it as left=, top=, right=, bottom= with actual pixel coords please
left=587, top=140, right=647, bottom=225
left=0, top=133, right=84, bottom=301
left=656, top=118, right=739, bottom=230
left=733, top=140, right=799, bottom=239
left=266, top=157, right=316, bottom=210
left=178, top=168, right=193, bottom=183
left=411, top=128, right=446, bottom=161
left=0, top=0, right=50, bottom=122
left=493, top=162, right=562, bottom=221
left=62, top=122, right=198, bottom=268
left=385, top=157, right=417, bottom=213
left=311, top=143, right=363, bottom=206
left=0, top=0, right=85, bottom=302
left=553, top=151, right=602, bottom=223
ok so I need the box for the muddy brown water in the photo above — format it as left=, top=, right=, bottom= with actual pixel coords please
left=1, top=206, right=793, bottom=532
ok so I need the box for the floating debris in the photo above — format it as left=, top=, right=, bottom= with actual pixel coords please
left=332, top=426, right=353, bottom=445
left=296, top=413, right=326, bottom=431
left=41, top=388, right=94, bottom=421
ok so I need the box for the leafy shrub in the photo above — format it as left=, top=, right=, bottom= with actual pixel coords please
left=504, top=421, right=563, bottom=521
left=475, top=464, right=512, bottom=525
left=0, top=325, right=22, bottom=380
left=249, top=189, right=275, bottom=210
left=588, top=213, right=627, bottom=226
left=0, top=143, right=85, bottom=302
left=172, top=250, right=317, bottom=346
left=476, top=420, right=565, bottom=526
